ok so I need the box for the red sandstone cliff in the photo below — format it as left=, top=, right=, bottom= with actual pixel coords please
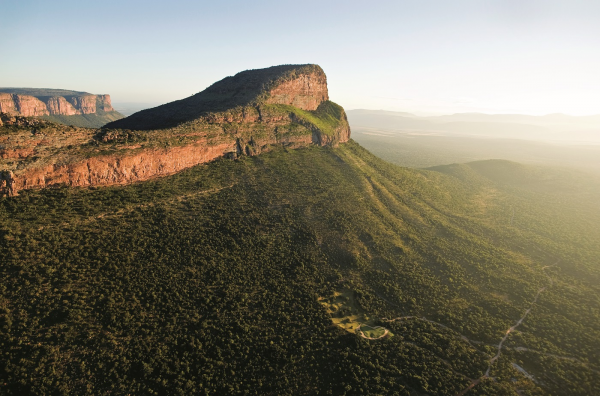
left=16, top=141, right=233, bottom=190
left=96, top=95, right=115, bottom=112
left=0, top=90, right=116, bottom=117
left=0, top=93, right=19, bottom=115
left=0, top=93, right=49, bottom=117
left=46, top=97, right=78, bottom=115
left=266, top=70, right=329, bottom=110
left=106, top=64, right=333, bottom=131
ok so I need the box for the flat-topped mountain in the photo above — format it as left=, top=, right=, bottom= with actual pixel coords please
left=0, top=88, right=124, bottom=128
left=107, top=64, right=330, bottom=130
left=0, top=64, right=350, bottom=193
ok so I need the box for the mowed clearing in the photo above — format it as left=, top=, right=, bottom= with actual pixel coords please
left=319, top=289, right=393, bottom=339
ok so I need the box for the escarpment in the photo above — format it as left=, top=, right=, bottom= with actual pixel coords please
left=0, top=88, right=123, bottom=128
left=106, top=64, right=334, bottom=130
left=1, top=64, right=350, bottom=194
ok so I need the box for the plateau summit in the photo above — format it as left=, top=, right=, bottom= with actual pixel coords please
left=0, top=88, right=124, bottom=128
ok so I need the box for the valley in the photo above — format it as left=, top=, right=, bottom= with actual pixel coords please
left=1, top=141, right=599, bottom=395
left=349, top=122, right=600, bottom=174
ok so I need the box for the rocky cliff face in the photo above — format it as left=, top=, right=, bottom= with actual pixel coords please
left=96, top=95, right=115, bottom=112
left=1, top=65, right=350, bottom=194
left=0, top=93, right=49, bottom=117
left=266, top=70, right=329, bottom=110
left=16, top=141, right=233, bottom=191
left=0, top=89, right=116, bottom=117
left=106, top=64, right=334, bottom=130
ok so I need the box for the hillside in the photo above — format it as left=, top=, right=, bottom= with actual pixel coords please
left=1, top=141, right=599, bottom=395
left=0, top=88, right=124, bottom=128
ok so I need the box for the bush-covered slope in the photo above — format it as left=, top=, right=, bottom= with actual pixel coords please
left=1, top=142, right=599, bottom=395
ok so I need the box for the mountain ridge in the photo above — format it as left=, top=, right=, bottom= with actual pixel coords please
left=106, top=64, right=330, bottom=130
left=0, top=88, right=124, bottom=128
left=1, top=64, right=350, bottom=194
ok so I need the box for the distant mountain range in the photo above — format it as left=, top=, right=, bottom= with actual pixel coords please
left=347, top=109, right=600, bottom=143
left=111, top=102, right=163, bottom=116
left=0, top=88, right=124, bottom=128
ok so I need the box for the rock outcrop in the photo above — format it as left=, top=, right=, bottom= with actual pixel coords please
left=0, top=89, right=116, bottom=116
left=1, top=64, right=350, bottom=194
left=0, top=93, right=49, bottom=117
left=0, top=88, right=122, bottom=127
left=106, top=64, right=334, bottom=130
left=266, top=69, right=328, bottom=110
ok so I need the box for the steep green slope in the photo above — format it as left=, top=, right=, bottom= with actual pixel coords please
left=1, top=142, right=599, bottom=395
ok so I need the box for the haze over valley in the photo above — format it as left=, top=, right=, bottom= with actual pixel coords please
left=348, top=110, right=600, bottom=173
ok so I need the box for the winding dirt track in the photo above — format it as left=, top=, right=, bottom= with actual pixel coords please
left=347, top=264, right=576, bottom=394
left=358, top=257, right=569, bottom=394
left=455, top=265, right=555, bottom=396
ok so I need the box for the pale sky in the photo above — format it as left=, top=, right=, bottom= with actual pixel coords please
left=2, top=0, right=600, bottom=115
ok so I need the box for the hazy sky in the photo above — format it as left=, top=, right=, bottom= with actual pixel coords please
left=2, top=0, right=600, bottom=115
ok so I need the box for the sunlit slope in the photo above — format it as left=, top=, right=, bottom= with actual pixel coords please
left=430, top=159, right=600, bottom=280
left=1, top=142, right=599, bottom=395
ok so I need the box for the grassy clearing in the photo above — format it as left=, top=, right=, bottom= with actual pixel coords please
left=358, top=325, right=388, bottom=339
left=319, top=289, right=392, bottom=338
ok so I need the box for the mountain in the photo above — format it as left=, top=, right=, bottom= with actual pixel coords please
left=0, top=88, right=124, bottom=128
left=106, top=64, right=331, bottom=130
left=1, top=142, right=599, bottom=395
left=0, top=65, right=350, bottom=194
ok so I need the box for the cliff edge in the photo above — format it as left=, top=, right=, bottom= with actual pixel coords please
left=0, top=88, right=124, bottom=128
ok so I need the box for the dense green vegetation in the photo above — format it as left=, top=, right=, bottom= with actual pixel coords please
left=1, top=142, right=599, bottom=395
